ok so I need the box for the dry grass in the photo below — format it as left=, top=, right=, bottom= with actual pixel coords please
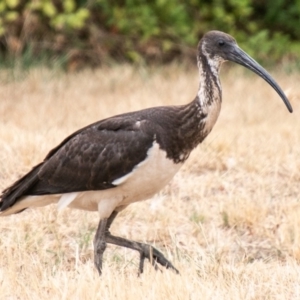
left=0, top=64, right=300, bottom=299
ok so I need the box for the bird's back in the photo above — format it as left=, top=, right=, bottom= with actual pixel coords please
left=0, top=104, right=199, bottom=215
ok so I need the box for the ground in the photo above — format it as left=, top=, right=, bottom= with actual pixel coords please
left=0, top=64, right=300, bottom=299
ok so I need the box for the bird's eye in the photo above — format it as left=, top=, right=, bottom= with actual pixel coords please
left=218, top=40, right=225, bottom=47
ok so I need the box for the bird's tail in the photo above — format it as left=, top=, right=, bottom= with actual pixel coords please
left=0, top=163, right=43, bottom=215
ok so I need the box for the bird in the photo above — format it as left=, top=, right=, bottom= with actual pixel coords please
left=0, top=31, right=293, bottom=276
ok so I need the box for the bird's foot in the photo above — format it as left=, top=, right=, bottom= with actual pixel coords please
left=106, top=234, right=179, bottom=275
left=138, top=243, right=179, bottom=275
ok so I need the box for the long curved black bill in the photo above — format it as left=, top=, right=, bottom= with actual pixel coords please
left=227, top=45, right=293, bottom=113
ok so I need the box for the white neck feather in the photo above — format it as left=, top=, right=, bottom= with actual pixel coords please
left=197, top=41, right=223, bottom=107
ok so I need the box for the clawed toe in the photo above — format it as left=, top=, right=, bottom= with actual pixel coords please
left=105, top=233, right=179, bottom=275
left=138, top=244, right=179, bottom=275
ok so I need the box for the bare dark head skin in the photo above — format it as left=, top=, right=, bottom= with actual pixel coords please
left=199, top=31, right=293, bottom=113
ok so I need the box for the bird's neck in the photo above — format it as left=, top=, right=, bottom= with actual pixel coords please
left=153, top=55, right=223, bottom=164
left=197, top=52, right=222, bottom=107
left=174, top=55, right=223, bottom=158
left=188, top=53, right=223, bottom=137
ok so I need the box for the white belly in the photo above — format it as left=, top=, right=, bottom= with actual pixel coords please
left=67, top=141, right=183, bottom=218
left=1, top=142, right=183, bottom=219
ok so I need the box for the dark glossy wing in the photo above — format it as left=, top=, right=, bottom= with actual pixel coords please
left=29, top=123, right=154, bottom=194
left=0, top=113, right=155, bottom=210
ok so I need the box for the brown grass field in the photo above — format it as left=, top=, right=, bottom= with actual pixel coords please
left=0, top=64, right=300, bottom=299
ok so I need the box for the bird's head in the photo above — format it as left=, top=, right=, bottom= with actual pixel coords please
left=198, top=30, right=293, bottom=113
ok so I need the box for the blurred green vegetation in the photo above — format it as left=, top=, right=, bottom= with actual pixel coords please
left=0, top=0, right=299, bottom=69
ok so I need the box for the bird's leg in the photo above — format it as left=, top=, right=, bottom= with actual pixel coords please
left=96, top=211, right=179, bottom=275
left=93, top=218, right=108, bottom=275
left=93, top=211, right=119, bottom=275
left=106, top=210, right=119, bottom=233
left=106, top=234, right=179, bottom=275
